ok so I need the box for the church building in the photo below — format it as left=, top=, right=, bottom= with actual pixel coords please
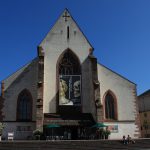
left=0, top=9, right=140, bottom=140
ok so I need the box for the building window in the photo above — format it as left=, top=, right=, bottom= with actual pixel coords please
left=144, top=112, right=147, bottom=117
left=57, top=49, right=81, bottom=109
left=143, top=120, right=148, bottom=130
left=104, top=91, right=117, bottom=120
left=17, top=89, right=32, bottom=121
left=17, top=126, right=32, bottom=132
left=58, top=49, right=80, bottom=75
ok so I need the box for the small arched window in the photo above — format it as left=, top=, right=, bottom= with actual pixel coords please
left=17, top=89, right=32, bottom=121
left=104, top=91, right=117, bottom=120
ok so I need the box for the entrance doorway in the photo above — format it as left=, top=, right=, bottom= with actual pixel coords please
left=70, top=126, right=78, bottom=140
left=44, top=125, right=91, bottom=140
left=63, top=126, right=78, bottom=140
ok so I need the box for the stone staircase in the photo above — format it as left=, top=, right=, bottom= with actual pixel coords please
left=0, top=139, right=150, bottom=150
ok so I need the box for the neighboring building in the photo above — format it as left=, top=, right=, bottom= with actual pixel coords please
left=138, top=90, right=150, bottom=138
left=0, top=9, right=140, bottom=140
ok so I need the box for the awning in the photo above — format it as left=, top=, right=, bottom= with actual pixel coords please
left=45, top=124, right=61, bottom=128
left=44, top=120, right=80, bottom=126
left=44, top=113, right=95, bottom=126
left=91, top=123, right=107, bottom=128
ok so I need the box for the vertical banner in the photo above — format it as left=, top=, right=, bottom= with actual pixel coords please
left=59, top=75, right=81, bottom=106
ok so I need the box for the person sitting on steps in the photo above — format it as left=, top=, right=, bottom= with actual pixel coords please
left=127, top=135, right=135, bottom=144
left=122, top=135, right=127, bottom=144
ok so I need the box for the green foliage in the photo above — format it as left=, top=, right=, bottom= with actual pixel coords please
left=33, top=129, right=43, bottom=140
left=0, top=122, right=4, bottom=135
left=104, top=129, right=111, bottom=139
left=33, top=129, right=43, bottom=136
left=105, top=129, right=111, bottom=136
left=99, top=128, right=105, bottom=135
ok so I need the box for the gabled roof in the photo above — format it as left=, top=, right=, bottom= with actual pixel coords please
left=39, top=8, right=93, bottom=50
left=138, top=89, right=150, bottom=97
left=98, top=62, right=136, bottom=85
left=1, top=58, right=38, bottom=91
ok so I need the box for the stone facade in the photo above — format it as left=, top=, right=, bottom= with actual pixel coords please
left=98, top=64, right=140, bottom=138
left=1, top=59, right=38, bottom=139
left=0, top=9, right=140, bottom=140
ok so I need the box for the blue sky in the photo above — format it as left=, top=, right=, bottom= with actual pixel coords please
left=0, top=0, right=150, bottom=95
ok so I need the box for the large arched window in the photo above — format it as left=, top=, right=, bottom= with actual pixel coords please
left=58, top=49, right=81, bottom=75
left=104, top=91, right=117, bottom=120
left=57, top=49, right=81, bottom=108
left=17, top=89, right=32, bottom=121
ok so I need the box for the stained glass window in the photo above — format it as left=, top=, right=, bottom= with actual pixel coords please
left=59, top=50, right=80, bottom=75
left=105, top=93, right=116, bottom=120
left=17, top=89, right=32, bottom=121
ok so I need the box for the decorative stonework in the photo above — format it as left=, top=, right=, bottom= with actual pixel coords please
left=36, top=46, right=44, bottom=131
left=89, top=48, right=94, bottom=55
left=89, top=54, right=103, bottom=122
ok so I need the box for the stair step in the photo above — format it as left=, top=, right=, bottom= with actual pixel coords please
left=0, top=139, right=150, bottom=150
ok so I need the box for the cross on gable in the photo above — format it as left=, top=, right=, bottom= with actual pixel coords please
left=62, top=11, right=70, bottom=22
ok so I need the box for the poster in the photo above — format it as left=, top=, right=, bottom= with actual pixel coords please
left=59, top=75, right=81, bottom=106
left=107, top=125, right=118, bottom=133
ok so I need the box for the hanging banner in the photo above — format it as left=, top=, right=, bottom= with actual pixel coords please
left=59, top=75, right=81, bottom=106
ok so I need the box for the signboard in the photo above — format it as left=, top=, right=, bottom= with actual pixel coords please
left=59, top=75, right=81, bottom=106
left=107, top=125, right=118, bottom=133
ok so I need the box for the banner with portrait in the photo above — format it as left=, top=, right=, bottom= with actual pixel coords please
left=59, top=75, right=81, bottom=106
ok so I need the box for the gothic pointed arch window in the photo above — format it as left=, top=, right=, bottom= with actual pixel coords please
left=58, top=49, right=81, bottom=75
left=57, top=49, right=81, bottom=107
left=104, top=91, right=118, bottom=120
left=17, top=89, right=32, bottom=121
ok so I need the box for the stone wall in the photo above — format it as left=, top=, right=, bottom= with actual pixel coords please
left=2, top=122, right=35, bottom=140
left=2, top=58, right=38, bottom=121
left=97, top=63, right=139, bottom=138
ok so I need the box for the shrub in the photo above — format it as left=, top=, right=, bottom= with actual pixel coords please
left=33, top=129, right=43, bottom=140
left=104, top=129, right=111, bottom=139
left=0, top=123, right=4, bottom=136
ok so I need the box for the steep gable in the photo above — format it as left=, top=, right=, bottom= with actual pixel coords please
left=39, top=9, right=93, bottom=57
left=98, top=63, right=136, bottom=85
left=2, top=58, right=38, bottom=91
